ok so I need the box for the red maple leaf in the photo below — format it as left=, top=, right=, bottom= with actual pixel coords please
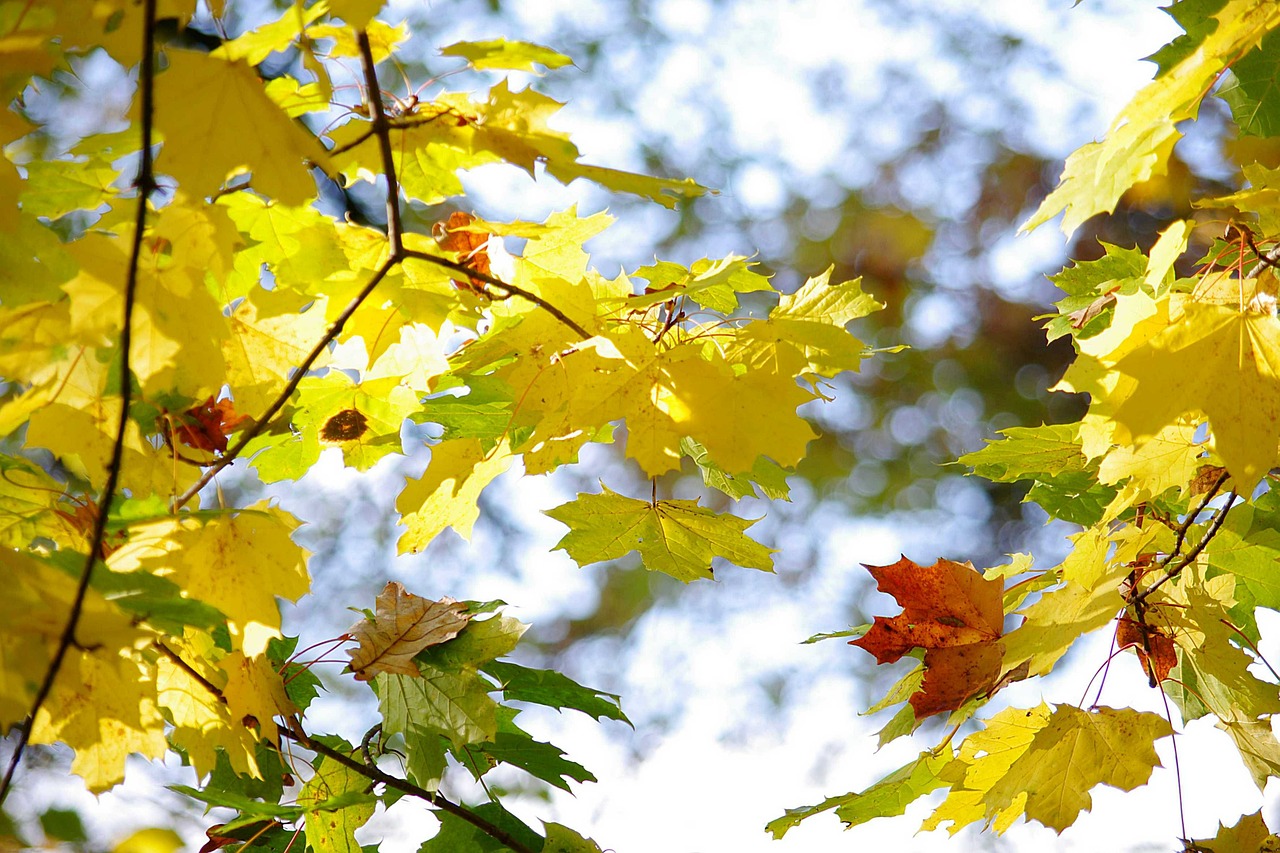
left=852, top=556, right=1006, bottom=717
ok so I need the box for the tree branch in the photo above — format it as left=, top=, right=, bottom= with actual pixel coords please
left=0, top=0, right=158, bottom=808
left=401, top=248, right=592, bottom=340
left=172, top=257, right=397, bottom=510
left=278, top=725, right=537, bottom=853
left=357, top=30, right=403, bottom=255
left=1135, top=491, right=1238, bottom=604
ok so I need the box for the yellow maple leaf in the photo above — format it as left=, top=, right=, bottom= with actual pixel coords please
left=156, top=630, right=263, bottom=779
left=154, top=50, right=329, bottom=203
left=110, top=506, right=309, bottom=655
left=1024, top=1, right=1280, bottom=235
left=220, top=649, right=297, bottom=748
left=224, top=287, right=330, bottom=413
left=397, top=439, right=514, bottom=553
left=1111, top=302, right=1280, bottom=492
left=29, top=650, right=167, bottom=793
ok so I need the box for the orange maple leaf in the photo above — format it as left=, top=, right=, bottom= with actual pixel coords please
left=173, top=396, right=251, bottom=454
left=851, top=556, right=1005, bottom=717
left=435, top=210, right=491, bottom=295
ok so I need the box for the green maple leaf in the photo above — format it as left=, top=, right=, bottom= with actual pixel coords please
left=480, top=660, right=628, bottom=724
left=958, top=424, right=1088, bottom=482
left=1218, top=28, right=1280, bottom=135
left=1147, top=0, right=1228, bottom=75
left=1205, top=490, right=1280, bottom=611
left=543, top=823, right=606, bottom=853
left=766, top=750, right=949, bottom=839
left=473, top=730, right=595, bottom=792
left=682, top=437, right=791, bottom=502
left=375, top=665, right=498, bottom=751
left=546, top=487, right=775, bottom=582
left=418, top=803, right=542, bottom=852
left=298, top=745, right=377, bottom=853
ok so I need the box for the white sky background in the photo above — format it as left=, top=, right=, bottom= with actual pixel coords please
left=21, top=2, right=1280, bottom=852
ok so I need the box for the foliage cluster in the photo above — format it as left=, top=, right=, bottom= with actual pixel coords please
left=9, top=1, right=1280, bottom=852
left=0, top=2, right=878, bottom=851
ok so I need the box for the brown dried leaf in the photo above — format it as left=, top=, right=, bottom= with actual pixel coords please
left=347, top=581, right=470, bottom=681
left=851, top=556, right=1005, bottom=717
left=1115, top=615, right=1177, bottom=687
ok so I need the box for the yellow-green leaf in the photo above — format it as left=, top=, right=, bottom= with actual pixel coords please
left=546, top=486, right=774, bottom=582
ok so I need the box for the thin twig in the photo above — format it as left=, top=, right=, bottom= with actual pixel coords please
left=1136, top=492, right=1238, bottom=604
left=0, top=0, right=158, bottom=809
left=279, top=726, right=537, bottom=853
left=1162, top=471, right=1228, bottom=570
left=357, top=30, right=403, bottom=254
left=153, top=641, right=226, bottom=701
left=400, top=248, right=592, bottom=339
left=172, top=257, right=397, bottom=509
left=1158, top=684, right=1187, bottom=844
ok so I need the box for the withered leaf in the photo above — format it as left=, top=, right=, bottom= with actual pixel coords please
left=435, top=211, right=491, bottom=294
left=320, top=408, right=369, bottom=442
left=174, top=396, right=251, bottom=454
left=1115, top=615, right=1177, bottom=687
left=852, top=556, right=1005, bottom=717
left=347, top=582, right=470, bottom=681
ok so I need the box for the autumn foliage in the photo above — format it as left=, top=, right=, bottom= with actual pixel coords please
left=7, top=1, right=1280, bottom=851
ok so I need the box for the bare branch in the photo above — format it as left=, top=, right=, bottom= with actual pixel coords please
left=357, top=30, right=404, bottom=254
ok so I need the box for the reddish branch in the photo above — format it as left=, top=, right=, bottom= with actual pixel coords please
left=0, top=0, right=158, bottom=808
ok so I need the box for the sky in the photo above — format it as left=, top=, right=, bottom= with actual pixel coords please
left=17, top=2, right=1279, bottom=852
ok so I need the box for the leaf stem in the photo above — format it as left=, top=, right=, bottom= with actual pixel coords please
left=278, top=725, right=537, bottom=853
left=0, top=0, right=158, bottom=808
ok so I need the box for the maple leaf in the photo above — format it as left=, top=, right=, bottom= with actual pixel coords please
left=1024, top=1, right=1280, bottom=235
left=347, top=582, right=470, bottom=681
left=1110, top=302, right=1280, bottom=492
left=1114, top=613, right=1178, bottom=686
left=154, top=50, right=330, bottom=203
left=925, top=704, right=1169, bottom=835
left=441, top=38, right=574, bottom=73
left=396, top=439, right=514, bottom=554
left=299, top=746, right=377, bottom=853
left=29, top=650, right=168, bottom=793
left=766, top=750, right=950, bottom=839
left=546, top=486, right=775, bottom=582
left=850, top=556, right=1005, bottom=716
left=1191, top=810, right=1280, bottom=853
left=434, top=211, right=493, bottom=295
left=172, top=396, right=252, bottom=454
